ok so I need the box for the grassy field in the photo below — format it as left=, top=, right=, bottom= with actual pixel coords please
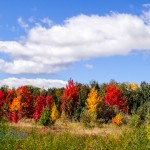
left=0, top=119, right=150, bottom=150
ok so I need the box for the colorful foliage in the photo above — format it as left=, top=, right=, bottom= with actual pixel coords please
left=0, top=90, right=5, bottom=108
left=33, top=95, right=54, bottom=121
left=6, top=89, right=14, bottom=103
left=128, top=83, right=138, bottom=91
left=51, top=103, right=60, bottom=121
left=112, top=113, right=123, bottom=126
left=33, top=95, right=46, bottom=121
left=9, top=95, right=21, bottom=112
left=86, top=87, right=101, bottom=113
left=9, top=86, right=35, bottom=123
left=0, top=90, right=5, bottom=100
left=0, top=90, right=5, bottom=120
left=9, top=112, right=19, bottom=123
left=103, top=83, right=128, bottom=113
left=17, top=86, right=35, bottom=117
left=1, top=80, right=150, bottom=127
left=61, top=79, right=79, bottom=119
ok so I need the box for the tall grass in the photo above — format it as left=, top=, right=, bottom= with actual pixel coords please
left=0, top=121, right=20, bottom=150
left=0, top=121, right=150, bottom=150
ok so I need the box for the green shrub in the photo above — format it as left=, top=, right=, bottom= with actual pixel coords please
left=97, top=103, right=116, bottom=123
left=128, top=114, right=142, bottom=128
left=136, top=101, right=150, bottom=121
left=38, top=108, right=53, bottom=126
left=80, top=109, right=96, bottom=128
left=72, top=83, right=90, bottom=121
left=0, top=122, right=21, bottom=150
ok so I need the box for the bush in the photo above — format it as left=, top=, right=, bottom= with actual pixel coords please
left=38, top=108, right=53, bottom=126
left=128, top=114, right=142, bottom=128
left=97, top=103, right=116, bottom=123
left=80, top=109, right=96, bottom=128
left=125, top=82, right=150, bottom=114
left=136, top=101, right=150, bottom=121
left=72, top=83, right=90, bottom=121
left=112, top=113, right=124, bottom=126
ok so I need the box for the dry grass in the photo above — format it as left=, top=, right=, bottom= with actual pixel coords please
left=54, top=119, right=129, bottom=138
left=7, top=118, right=129, bottom=138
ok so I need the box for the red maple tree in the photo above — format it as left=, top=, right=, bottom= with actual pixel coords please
left=61, top=79, right=79, bottom=119
left=103, top=83, right=128, bottom=113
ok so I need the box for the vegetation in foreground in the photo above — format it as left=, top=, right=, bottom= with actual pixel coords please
left=0, top=121, right=150, bottom=150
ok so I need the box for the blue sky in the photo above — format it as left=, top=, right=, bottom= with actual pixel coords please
left=0, top=0, right=150, bottom=88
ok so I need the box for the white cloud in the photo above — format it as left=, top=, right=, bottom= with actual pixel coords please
left=0, top=12, right=150, bottom=74
left=0, top=78, right=67, bottom=89
left=41, top=17, right=53, bottom=26
left=142, top=10, right=150, bottom=24
left=18, top=17, right=29, bottom=29
left=85, top=64, right=93, bottom=69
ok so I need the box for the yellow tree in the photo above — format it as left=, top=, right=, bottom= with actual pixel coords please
left=51, top=103, right=60, bottom=122
left=86, top=87, right=101, bottom=113
left=129, top=83, right=138, bottom=91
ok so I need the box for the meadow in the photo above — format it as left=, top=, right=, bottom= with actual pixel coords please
left=0, top=120, right=150, bottom=150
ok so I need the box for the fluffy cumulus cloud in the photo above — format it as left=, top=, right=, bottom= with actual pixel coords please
left=0, top=78, right=67, bottom=89
left=0, top=11, right=150, bottom=74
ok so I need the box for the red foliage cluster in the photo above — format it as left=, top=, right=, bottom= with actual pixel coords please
left=8, top=86, right=34, bottom=123
left=61, top=79, right=79, bottom=118
left=33, top=95, right=54, bottom=121
left=103, top=83, right=128, bottom=113
left=17, top=86, right=34, bottom=118
left=6, top=89, right=14, bottom=103
left=0, top=90, right=5, bottom=108
left=0, top=90, right=4, bottom=99
left=8, top=112, right=18, bottom=123
left=0, top=90, right=5, bottom=117
left=3, top=89, right=15, bottom=121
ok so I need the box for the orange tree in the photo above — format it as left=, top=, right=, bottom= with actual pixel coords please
left=9, top=86, right=35, bottom=123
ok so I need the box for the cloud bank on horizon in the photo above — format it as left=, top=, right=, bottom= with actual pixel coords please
left=0, top=78, right=67, bottom=89
left=0, top=10, right=150, bottom=75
